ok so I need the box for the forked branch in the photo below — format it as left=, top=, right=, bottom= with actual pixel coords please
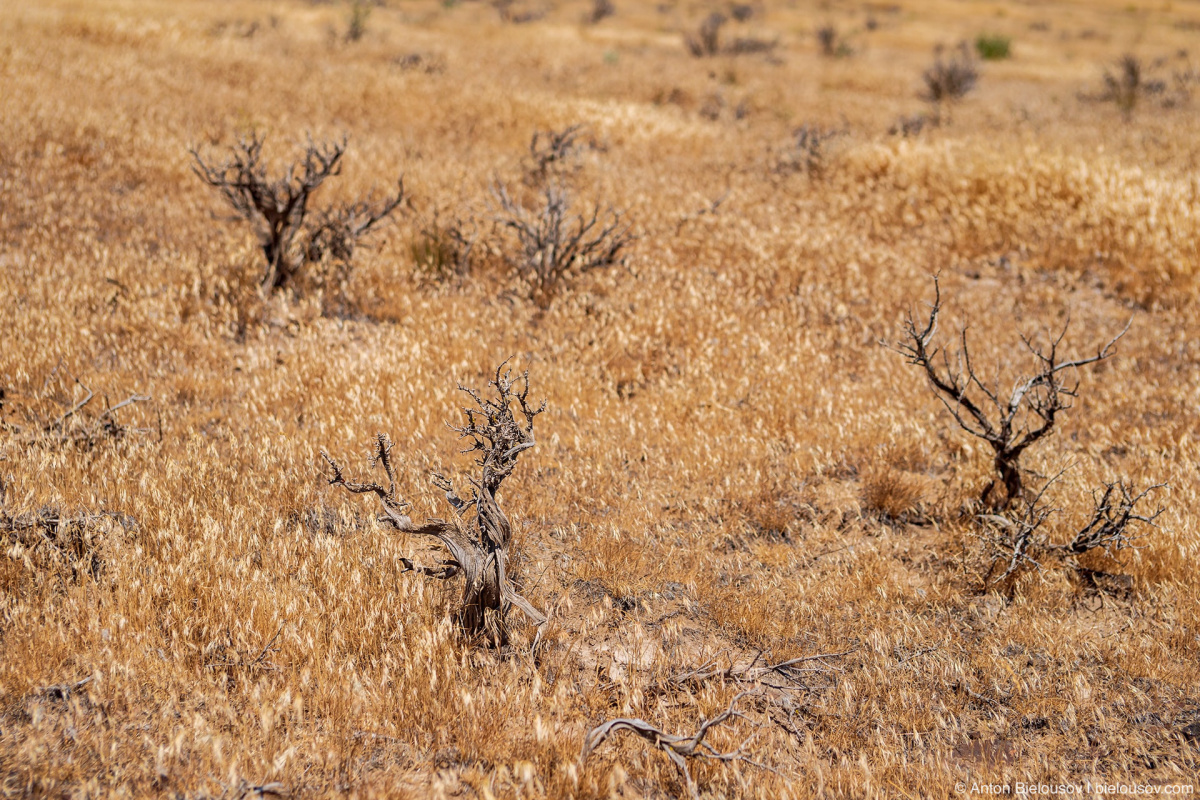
left=492, top=181, right=633, bottom=308
left=979, top=474, right=1165, bottom=594
left=1059, top=480, right=1165, bottom=557
left=582, top=692, right=760, bottom=800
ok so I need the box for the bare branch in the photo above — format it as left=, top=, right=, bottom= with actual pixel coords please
left=1059, top=480, right=1165, bottom=557
left=492, top=181, right=633, bottom=308
left=582, top=692, right=759, bottom=800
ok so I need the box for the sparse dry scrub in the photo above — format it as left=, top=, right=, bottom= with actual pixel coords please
left=776, top=124, right=843, bottom=178
left=1098, top=55, right=1163, bottom=116
left=979, top=475, right=1165, bottom=594
left=1, top=370, right=149, bottom=450
left=524, top=124, right=594, bottom=187
left=921, top=43, right=979, bottom=107
left=0, top=500, right=134, bottom=585
left=3, top=0, right=1200, bottom=796
left=685, top=13, right=726, bottom=58
left=322, top=363, right=546, bottom=645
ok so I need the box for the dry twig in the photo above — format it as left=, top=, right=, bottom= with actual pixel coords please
left=582, top=692, right=761, bottom=799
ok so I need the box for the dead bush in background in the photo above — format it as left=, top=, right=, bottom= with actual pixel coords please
left=524, top=124, right=596, bottom=187
left=816, top=25, right=850, bottom=58
left=776, top=125, right=844, bottom=178
left=685, top=12, right=725, bottom=57
left=1098, top=55, right=1165, bottom=116
left=190, top=133, right=404, bottom=293
left=1, top=479, right=136, bottom=584
left=492, top=182, right=632, bottom=308
left=685, top=11, right=775, bottom=57
left=493, top=0, right=545, bottom=24
left=921, top=43, right=978, bottom=107
left=322, top=363, right=547, bottom=646
left=894, top=278, right=1128, bottom=511
left=586, top=0, right=615, bottom=24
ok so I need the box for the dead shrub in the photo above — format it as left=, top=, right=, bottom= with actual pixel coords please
left=776, top=125, right=844, bottom=177
left=1097, top=55, right=1166, bottom=116
left=684, top=12, right=775, bottom=57
left=524, top=124, right=595, bottom=187
left=190, top=133, right=404, bottom=294
left=685, top=13, right=725, bottom=57
left=491, top=181, right=632, bottom=308
left=816, top=25, right=850, bottom=58
left=586, top=0, right=615, bottom=25
left=322, top=362, right=547, bottom=646
left=893, top=277, right=1128, bottom=511
left=888, top=112, right=935, bottom=137
left=921, top=43, right=979, bottom=106
left=1, top=369, right=149, bottom=450
left=1, top=480, right=135, bottom=584
left=493, top=0, right=544, bottom=24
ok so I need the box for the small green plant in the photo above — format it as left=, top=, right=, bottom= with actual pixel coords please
left=975, top=34, right=1011, bottom=60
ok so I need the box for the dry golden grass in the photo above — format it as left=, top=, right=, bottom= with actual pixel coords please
left=1, top=0, right=1198, bottom=797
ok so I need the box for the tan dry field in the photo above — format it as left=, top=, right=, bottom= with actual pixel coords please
left=2, top=0, right=1199, bottom=797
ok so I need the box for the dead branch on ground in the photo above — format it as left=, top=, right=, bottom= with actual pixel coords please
left=665, top=648, right=852, bottom=694
left=2, top=372, right=148, bottom=449
left=582, top=692, right=764, bottom=799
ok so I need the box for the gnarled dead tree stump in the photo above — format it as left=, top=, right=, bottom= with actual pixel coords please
left=322, top=363, right=546, bottom=645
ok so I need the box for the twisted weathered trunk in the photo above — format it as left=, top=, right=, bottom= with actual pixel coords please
left=322, top=363, right=546, bottom=646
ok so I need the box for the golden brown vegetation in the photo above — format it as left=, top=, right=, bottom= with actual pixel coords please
left=1, top=0, right=1198, bottom=797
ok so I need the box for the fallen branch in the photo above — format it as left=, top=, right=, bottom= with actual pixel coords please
left=582, top=692, right=763, bottom=799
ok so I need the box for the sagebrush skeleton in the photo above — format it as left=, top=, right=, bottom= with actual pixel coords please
left=322, top=363, right=546, bottom=644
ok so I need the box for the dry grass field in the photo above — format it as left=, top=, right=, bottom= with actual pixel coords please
left=2, top=0, right=1199, bottom=797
